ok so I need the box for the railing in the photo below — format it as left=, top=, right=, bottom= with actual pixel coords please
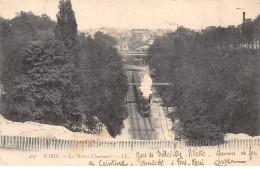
left=128, top=83, right=171, bottom=86
left=0, top=135, right=259, bottom=150
left=119, top=51, right=148, bottom=55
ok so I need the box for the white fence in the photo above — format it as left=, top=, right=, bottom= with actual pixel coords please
left=0, top=135, right=259, bottom=151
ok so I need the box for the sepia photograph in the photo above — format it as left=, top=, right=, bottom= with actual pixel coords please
left=0, top=0, right=259, bottom=166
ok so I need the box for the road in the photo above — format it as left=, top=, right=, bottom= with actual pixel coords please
left=124, top=64, right=174, bottom=140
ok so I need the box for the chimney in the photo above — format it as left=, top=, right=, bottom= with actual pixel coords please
left=243, top=12, right=245, bottom=23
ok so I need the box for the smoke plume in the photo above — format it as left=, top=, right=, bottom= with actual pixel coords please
left=139, top=68, right=153, bottom=99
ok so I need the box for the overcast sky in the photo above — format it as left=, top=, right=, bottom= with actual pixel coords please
left=0, top=0, right=260, bottom=30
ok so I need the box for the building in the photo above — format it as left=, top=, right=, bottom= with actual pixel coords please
left=132, top=29, right=150, bottom=34
left=116, top=41, right=130, bottom=52
left=134, top=44, right=150, bottom=53
left=132, top=29, right=153, bottom=42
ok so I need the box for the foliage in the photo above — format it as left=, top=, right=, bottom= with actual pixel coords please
left=0, top=12, right=56, bottom=96
left=0, top=8, right=128, bottom=137
left=55, top=0, right=78, bottom=50
left=78, top=32, right=128, bottom=137
left=6, top=40, right=75, bottom=125
left=149, top=17, right=260, bottom=143
left=54, top=0, right=82, bottom=130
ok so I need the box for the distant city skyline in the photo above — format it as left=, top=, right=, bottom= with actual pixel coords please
left=0, top=0, right=260, bottom=31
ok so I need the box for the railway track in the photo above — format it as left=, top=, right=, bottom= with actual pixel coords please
left=126, top=70, right=142, bottom=139
left=129, top=65, right=148, bottom=140
left=129, top=64, right=173, bottom=140
left=152, top=89, right=173, bottom=140
left=125, top=64, right=174, bottom=140
left=130, top=65, right=156, bottom=140
left=132, top=70, right=151, bottom=140
left=153, top=96, right=166, bottom=140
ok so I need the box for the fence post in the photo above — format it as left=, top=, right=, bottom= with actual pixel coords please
left=35, top=137, right=37, bottom=150
left=82, top=140, right=85, bottom=149
left=51, top=138, right=54, bottom=149
left=67, top=140, right=70, bottom=149
left=48, top=138, right=51, bottom=149
left=58, top=139, right=61, bottom=150
left=48, top=138, right=50, bottom=149
left=10, top=136, right=13, bottom=148
left=56, top=139, right=58, bottom=150
left=17, top=136, right=21, bottom=149
left=21, top=136, right=24, bottom=150
left=28, top=137, right=31, bottom=150
left=4, top=136, right=7, bottom=148
left=32, top=137, right=35, bottom=150
left=59, top=139, right=62, bottom=150
left=61, top=139, right=64, bottom=150
left=30, top=137, right=33, bottom=150
left=76, top=140, right=78, bottom=149
left=67, top=139, right=70, bottom=149
left=72, top=140, right=75, bottom=149
left=39, top=138, right=42, bottom=149
left=36, top=137, right=39, bottom=150
left=62, top=139, right=66, bottom=149
left=25, top=137, right=27, bottom=150
left=13, top=136, right=16, bottom=148
left=22, top=136, right=25, bottom=150
left=43, top=138, right=46, bottom=149
left=74, top=140, right=77, bottom=149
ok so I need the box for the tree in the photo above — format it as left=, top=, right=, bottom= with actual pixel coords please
left=1, top=9, right=129, bottom=137
left=78, top=32, right=128, bottom=137
left=55, top=0, right=78, bottom=50
left=6, top=40, right=76, bottom=125
left=55, top=0, right=82, bottom=130
left=149, top=19, right=260, bottom=144
left=0, top=12, right=56, bottom=98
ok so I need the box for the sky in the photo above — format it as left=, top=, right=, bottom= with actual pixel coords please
left=0, top=0, right=260, bottom=31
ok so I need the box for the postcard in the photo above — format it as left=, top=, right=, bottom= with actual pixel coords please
left=0, top=0, right=259, bottom=166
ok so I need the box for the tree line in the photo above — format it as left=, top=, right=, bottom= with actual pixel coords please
left=148, top=15, right=260, bottom=143
left=0, top=0, right=128, bottom=137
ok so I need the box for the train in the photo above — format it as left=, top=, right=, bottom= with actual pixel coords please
left=139, top=94, right=151, bottom=117
left=129, top=72, right=152, bottom=117
left=133, top=83, right=152, bottom=117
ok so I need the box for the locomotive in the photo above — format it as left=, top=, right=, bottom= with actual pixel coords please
left=131, top=72, right=152, bottom=117
left=135, top=86, right=152, bottom=117
left=139, top=95, right=151, bottom=117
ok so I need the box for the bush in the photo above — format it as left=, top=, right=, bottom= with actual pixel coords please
left=184, top=119, right=224, bottom=144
